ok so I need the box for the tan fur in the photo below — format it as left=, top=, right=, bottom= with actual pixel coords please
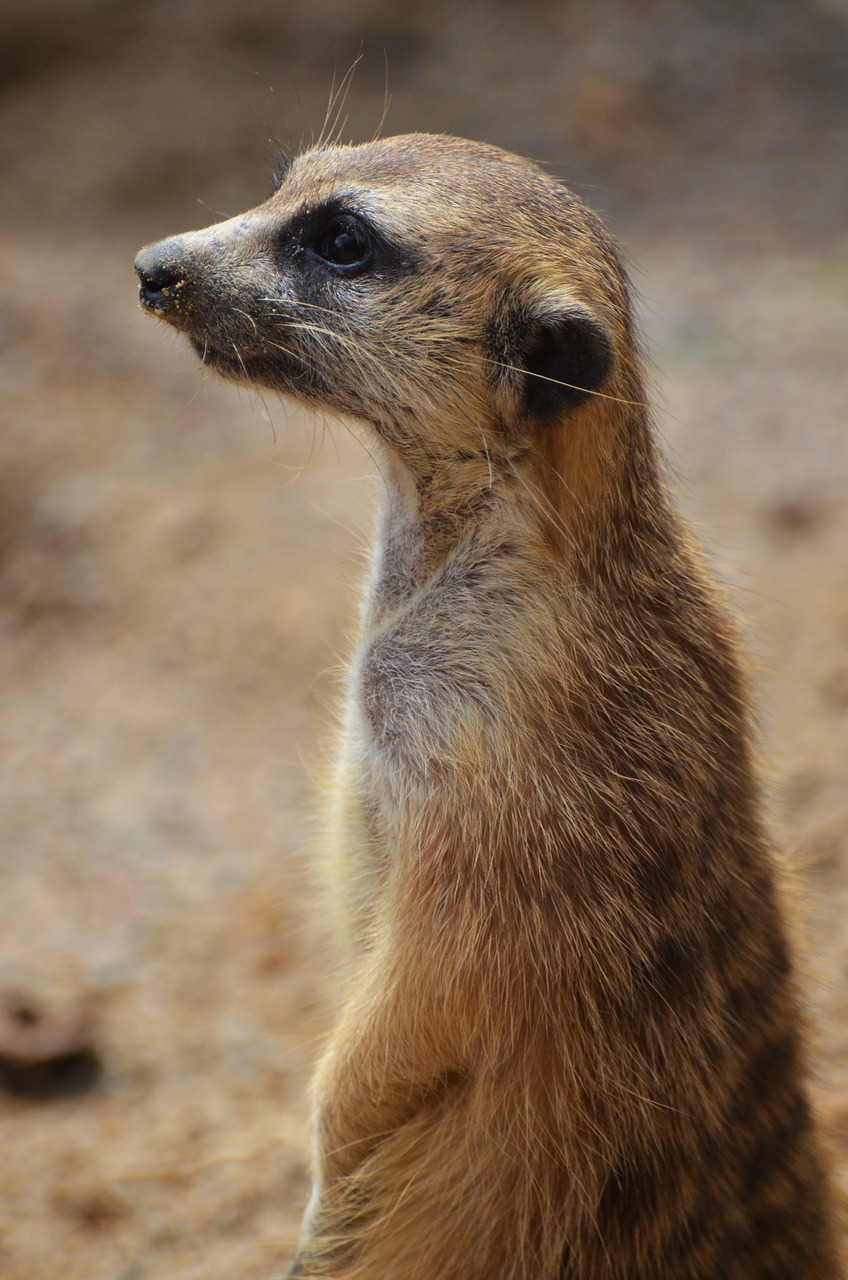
left=135, top=134, right=841, bottom=1278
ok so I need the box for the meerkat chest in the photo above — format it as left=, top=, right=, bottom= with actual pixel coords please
left=351, top=621, right=486, bottom=792
left=349, top=544, right=566, bottom=801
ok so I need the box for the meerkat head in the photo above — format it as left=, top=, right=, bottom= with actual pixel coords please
left=135, top=134, right=635, bottom=479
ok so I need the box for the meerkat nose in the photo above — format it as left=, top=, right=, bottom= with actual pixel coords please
left=134, top=242, right=188, bottom=314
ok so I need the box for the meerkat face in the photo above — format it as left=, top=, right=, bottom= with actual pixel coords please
left=135, top=134, right=620, bottom=461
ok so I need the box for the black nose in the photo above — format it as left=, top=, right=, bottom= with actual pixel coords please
left=134, top=243, right=185, bottom=312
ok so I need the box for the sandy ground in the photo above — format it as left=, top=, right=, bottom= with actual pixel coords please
left=1, top=3, right=847, bottom=1276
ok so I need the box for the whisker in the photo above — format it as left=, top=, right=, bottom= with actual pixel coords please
left=486, top=357, right=647, bottom=408
left=318, top=56, right=363, bottom=150
left=234, top=307, right=259, bottom=337
left=371, top=50, right=392, bottom=144
left=256, top=305, right=645, bottom=414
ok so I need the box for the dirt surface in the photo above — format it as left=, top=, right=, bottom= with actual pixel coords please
left=1, top=2, right=847, bottom=1276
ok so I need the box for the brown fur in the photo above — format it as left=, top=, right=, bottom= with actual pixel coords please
left=135, top=134, right=841, bottom=1278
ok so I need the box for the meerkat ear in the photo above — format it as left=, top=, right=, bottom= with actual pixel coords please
left=491, top=298, right=615, bottom=428
left=521, top=306, right=614, bottom=422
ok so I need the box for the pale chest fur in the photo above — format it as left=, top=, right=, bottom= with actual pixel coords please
left=328, top=507, right=564, bottom=952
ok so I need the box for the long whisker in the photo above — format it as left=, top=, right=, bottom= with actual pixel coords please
left=258, top=303, right=646, bottom=411
left=230, top=338, right=249, bottom=380
left=234, top=307, right=259, bottom=336
left=486, top=357, right=647, bottom=408
left=318, top=56, right=363, bottom=150
left=250, top=318, right=625, bottom=528
left=268, top=320, right=390, bottom=394
left=371, top=52, right=392, bottom=144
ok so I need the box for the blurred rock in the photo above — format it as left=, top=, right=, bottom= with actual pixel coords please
left=0, top=986, right=102, bottom=1101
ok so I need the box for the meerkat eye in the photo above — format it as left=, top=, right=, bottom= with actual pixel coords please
left=310, top=217, right=374, bottom=273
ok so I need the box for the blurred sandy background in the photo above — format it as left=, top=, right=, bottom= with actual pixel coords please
left=0, top=1, right=846, bottom=1276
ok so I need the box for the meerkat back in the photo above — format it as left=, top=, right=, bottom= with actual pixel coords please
left=135, top=134, right=841, bottom=1279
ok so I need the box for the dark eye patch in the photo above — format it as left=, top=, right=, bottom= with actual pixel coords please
left=308, top=214, right=374, bottom=273
left=284, top=198, right=421, bottom=282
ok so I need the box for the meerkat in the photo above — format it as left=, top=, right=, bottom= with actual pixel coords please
left=135, top=133, right=841, bottom=1279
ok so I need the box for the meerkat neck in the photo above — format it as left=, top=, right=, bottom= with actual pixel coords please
left=529, top=396, right=667, bottom=570
left=367, top=448, right=495, bottom=618
left=368, top=395, right=666, bottom=616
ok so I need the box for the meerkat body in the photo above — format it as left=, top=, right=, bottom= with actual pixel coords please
left=135, top=134, right=840, bottom=1279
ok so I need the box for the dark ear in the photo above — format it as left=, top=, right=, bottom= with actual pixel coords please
left=521, top=307, right=615, bottom=424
